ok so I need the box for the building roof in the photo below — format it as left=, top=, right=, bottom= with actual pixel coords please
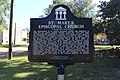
left=55, top=7, right=66, bottom=11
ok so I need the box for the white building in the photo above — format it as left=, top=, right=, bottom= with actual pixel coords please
left=0, top=27, right=28, bottom=44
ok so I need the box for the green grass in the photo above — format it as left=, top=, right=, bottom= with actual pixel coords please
left=66, top=58, right=120, bottom=80
left=95, top=45, right=120, bottom=50
left=0, top=53, right=56, bottom=80
left=0, top=44, right=28, bottom=48
left=0, top=44, right=9, bottom=48
left=0, top=52, right=120, bottom=80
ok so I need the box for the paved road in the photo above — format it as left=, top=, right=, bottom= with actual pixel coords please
left=0, top=46, right=28, bottom=58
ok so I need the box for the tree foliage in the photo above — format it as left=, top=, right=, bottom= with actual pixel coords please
left=44, top=0, right=66, bottom=16
left=0, top=0, right=10, bottom=30
left=98, top=0, right=120, bottom=44
left=66, top=0, right=95, bottom=18
left=93, top=19, right=103, bottom=34
left=44, top=0, right=95, bottom=18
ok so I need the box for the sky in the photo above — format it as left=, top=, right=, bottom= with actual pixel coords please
left=12, top=0, right=109, bottom=29
left=13, top=0, right=53, bottom=29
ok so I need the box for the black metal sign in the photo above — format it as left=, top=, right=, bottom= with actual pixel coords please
left=28, top=5, right=94, bottom=64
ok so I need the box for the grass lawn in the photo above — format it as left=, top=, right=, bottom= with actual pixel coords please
left=0, top=44, right=28, bottom=48
left=0, top=51, right=120, bottom=80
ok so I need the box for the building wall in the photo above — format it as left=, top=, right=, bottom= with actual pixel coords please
left=1, top=27, right=28, bottom=44
left=2, top=30, right=9, bottom=44
left=14, top=27, right=22, bottom=44
left=0, top=31, right=3, bottom=44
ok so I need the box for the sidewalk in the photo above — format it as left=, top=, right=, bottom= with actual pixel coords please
left=0, top=46, right=28, bottom=58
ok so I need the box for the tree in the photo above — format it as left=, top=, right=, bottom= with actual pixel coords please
left=0, top=0, right=10, bottom=31
left=98, top=0, right=120, bottom=45
left=93, top=19, right=103, bottom=34
left=66, top=0, right=95, bottom=18
left=44, top=0, right=66, bottom=15
left=44, top=0, right=96, bottom=18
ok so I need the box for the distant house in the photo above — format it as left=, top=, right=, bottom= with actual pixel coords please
left=0, top=30, right=9, bottom=44
left=0, top=27, right=28, bottom=44
left=94, top=33, right=109, bottom=45
left=0, top=31, right=3, bottom=44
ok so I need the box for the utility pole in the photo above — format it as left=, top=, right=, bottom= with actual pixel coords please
left=14, top=23, right=16, bottom=45
left=8, top=0, right=14, bottom=60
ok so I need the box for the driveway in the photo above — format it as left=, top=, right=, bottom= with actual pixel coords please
left=0, top=46, right=28, bottom=58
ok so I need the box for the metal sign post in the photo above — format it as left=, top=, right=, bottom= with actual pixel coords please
left=58, top=65, right=65, bottom=80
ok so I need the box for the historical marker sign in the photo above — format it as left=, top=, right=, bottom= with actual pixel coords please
left=28, top=5, right=94, bottom=64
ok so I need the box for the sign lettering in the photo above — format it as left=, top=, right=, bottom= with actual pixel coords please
left=28, top=5, right=94, bottom=64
